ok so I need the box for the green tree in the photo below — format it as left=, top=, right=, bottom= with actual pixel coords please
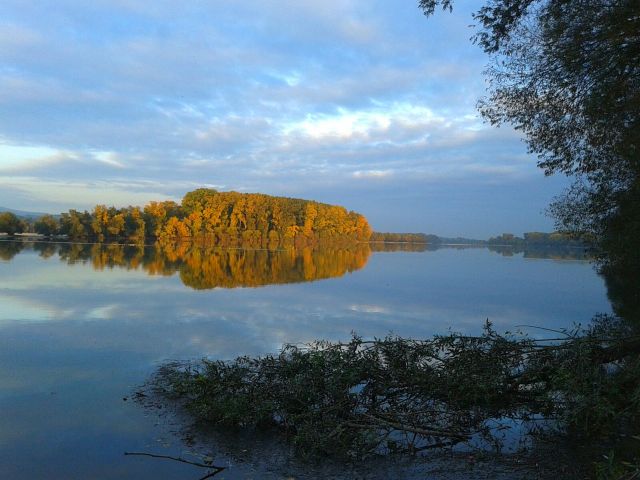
left=420, top=0, right=639, bottom=254
left=420, top=2, right=639, bottom=474
left=34, top=214, right=59, bottom=236
left=60, top=210, right=90, bottom=239
left=123, top=206, right=145, bottom=241
left=0, top=212, right=24, bottom=234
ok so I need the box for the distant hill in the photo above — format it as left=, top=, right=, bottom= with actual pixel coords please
left=0, top=207, right=49, bottom=219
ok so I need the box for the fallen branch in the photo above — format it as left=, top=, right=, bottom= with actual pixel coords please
left=147, top=317, right=639, bottom=461
left=362, top=413, right=470, bottom=440
left=124, top=451, right=225, bottom=477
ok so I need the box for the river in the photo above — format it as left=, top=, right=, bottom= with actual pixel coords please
left=0, top=240, right=611, bottom=478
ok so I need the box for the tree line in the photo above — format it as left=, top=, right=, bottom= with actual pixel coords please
left=9, top=188, right=372, bottom=245
left=371, top=231, right=587, bottom=247
left=369, top=232, right=428, bottom=243
left=487, top=231, right=586, bottom=247
left=0, top=211, right=28, bottom=235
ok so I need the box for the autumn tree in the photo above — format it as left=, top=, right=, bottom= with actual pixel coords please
left=181, top=188, right=218, bottom=215
left=160, top=216, right=190, bottom=240
left=143, top=201, right=180, bottom=238
left=91, top=205, right=110, bottom=241
left=33, top=189, right=371, bottom=244
left=123, top=206, right=146, bottom=241
left=106, top=211, right=125, bottom=237
left=162, top=189, right=371, bottom=244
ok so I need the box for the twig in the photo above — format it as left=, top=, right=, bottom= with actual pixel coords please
left=124, top=451, right=225, bottom=475
left=513, top=325, right=574, bottom=337
left=411, top=439, right=462, bottom=451
left=347, top=414, right=470, bottom=441
left=367, top=413, right=471, bottom=439
left=198, top=471, right=224, bottom=480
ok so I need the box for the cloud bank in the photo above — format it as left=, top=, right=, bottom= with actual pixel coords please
left=0, top=0, right=561, bottom=236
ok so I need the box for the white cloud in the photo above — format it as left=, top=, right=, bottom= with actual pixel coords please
left=0, top=145, right=71, bottom=172
left=352, top=169, right=394, bottom=179
left=348, top=304, right=390, bottom=314
left=94, top=151, right=127, bottom=169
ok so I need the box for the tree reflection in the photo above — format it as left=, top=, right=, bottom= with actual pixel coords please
left=488, top=245, right=591, bottom=260
left=169, top=245, right=367, bottom=289
left=603, top=260, right=640, bottom=326
left=11, top=241, right=371, bottom=289
left=32, top=242, right=58, bottom=259
left=0, top=240, right=25, bottom=260
left=369, top=242, right=428, bottom=252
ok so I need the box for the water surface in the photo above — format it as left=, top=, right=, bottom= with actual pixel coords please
left=0, top=241, right=611, bottom=478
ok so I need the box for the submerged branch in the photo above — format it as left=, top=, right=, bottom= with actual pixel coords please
left=124, top=451, right=225, bottom=475
left=355, top=413, right=470, bottom=440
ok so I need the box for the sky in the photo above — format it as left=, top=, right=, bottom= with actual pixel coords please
left=0, top=0, right=568, bottom=238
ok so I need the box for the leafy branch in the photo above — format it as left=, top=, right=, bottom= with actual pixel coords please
left=149, top=317, right=639, bottom=464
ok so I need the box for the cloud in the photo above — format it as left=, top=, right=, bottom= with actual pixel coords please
left=352, top=169, right=394, bottom=179
left=0, top=0, right=557, bottom=234
left=0, top=144, right=63, bottom=172
left=348, top=304, right=390, bottom=314
left=0, top=176, right=181, bottom=212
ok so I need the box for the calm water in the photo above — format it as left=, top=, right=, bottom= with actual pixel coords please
left=0, top=241, right=611, bottom=479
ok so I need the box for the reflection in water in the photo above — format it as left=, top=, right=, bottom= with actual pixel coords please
left=370, top=242, right=591, bottom=259
left=369, top=242, right=428, bottom=252
left=0, top=241, right=25, bottom=260
left=604, top=261, right=640, bottom=324
left=0, top=239, right=614, bottom=480
left=600, top=246, right=640, bottom=327
left=488, top=245, right=591, bottom=260
left=9, top=241, right=372, bottom=289
left=146, top=244, right=638, bottom=477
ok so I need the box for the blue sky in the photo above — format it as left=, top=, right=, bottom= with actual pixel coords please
left=0, top=0, right=566, bottom=237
